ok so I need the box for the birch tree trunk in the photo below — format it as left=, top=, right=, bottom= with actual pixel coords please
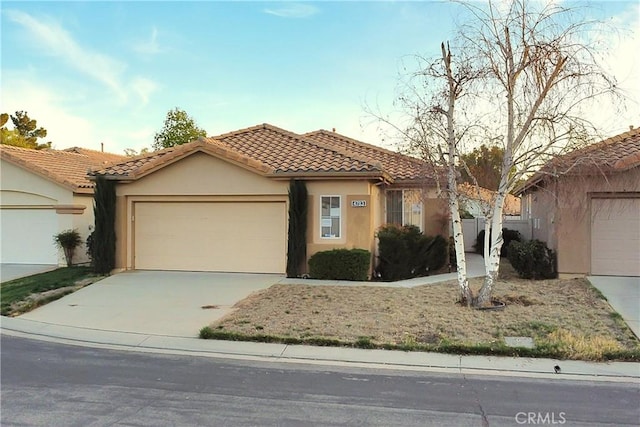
left=441, top=42, right=472, bottom=305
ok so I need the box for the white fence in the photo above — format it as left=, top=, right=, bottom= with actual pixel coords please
left=459, top=218, right=533, bottom=252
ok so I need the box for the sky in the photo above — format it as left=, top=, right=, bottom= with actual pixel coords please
left=1, top=1, right=639, bottom=155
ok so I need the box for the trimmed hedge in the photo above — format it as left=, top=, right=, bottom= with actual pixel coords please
left=376, top=224, right=448, bottom=281
left=473, top=228, right=522, bottom=258
left=507, top=239, right=557, bottom=280
left=308, top=248, right=371, bottom=281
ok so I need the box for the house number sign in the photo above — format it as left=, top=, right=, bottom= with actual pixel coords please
left=351, top=200, right=367, bottom=207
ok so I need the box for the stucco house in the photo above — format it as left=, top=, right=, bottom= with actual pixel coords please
left=0, top=145, right=124, bottom=265
left=516, top=127, right=640, bottom=277
left=90, top=123, right=447, bottom=275
left=457, top=183, right=521, bottom=218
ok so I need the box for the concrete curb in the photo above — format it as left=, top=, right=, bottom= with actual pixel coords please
left=2, top=316, right=638, bottom=383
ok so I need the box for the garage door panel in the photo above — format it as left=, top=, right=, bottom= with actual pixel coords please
left=134, top=202, right=286, bottom=273
left=1, top=209, right=58, bottom=264
left=591, top=198, right=640, bottom=276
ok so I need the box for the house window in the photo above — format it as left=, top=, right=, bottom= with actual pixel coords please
left=320, top=196, right=341, bottom=238
left=386, top=189, right=423, bottom=231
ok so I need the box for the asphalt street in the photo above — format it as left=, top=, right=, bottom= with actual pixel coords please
left=1, top=335, right=638, bottom=426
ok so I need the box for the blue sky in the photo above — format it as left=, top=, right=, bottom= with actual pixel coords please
left=1, top=1, right=638, bottom=154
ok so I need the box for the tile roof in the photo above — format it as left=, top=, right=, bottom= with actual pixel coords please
left=458, top=183, right=521, bottom=216
left=0, top=144, right=126, bottom=193
left=304, top=130, right=438, bottom=184
left=93, top=124, right=392, bottom=181
left=211, top=124, right=386, bottom=177
left=90, top=138, right=273, bottom=179
left=63, top=147, right=127, bottom=164
left=518, top=127, right=640, bottom=193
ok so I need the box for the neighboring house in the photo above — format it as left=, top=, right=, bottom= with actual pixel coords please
left=516, top=127, right=640, bottom=277
left=0, top=145, right=125, bottom=266
left=457, top=183, right=521, bottom=218
left=90, top=123, right=447, bottom=275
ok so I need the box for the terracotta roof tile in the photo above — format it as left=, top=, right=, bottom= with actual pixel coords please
left=519, top=127, right=640, bottom=193
left=458, top=183, right=521, bottom=216
left=304, top=129, right=438, bottom=184
left=212, top=124, right=384, bottom=176
left=62, top=147, right=126, bottom=164
left=91, top=138, right=274, bottom=178
left=94, top=124, right=390, bottom=181
left=0, top=144, right=125, bottom=193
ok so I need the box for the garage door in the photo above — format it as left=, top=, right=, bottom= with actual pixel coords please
left=1, top=208, right=58, bottom=264
left=134, top=202, right=286, bottom=273
left=591, top=198, right=640, bottom=276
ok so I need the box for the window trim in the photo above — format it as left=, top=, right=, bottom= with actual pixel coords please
left=319, top=195, right=342, bottom=239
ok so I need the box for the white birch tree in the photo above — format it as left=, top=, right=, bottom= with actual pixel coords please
left=381, top=0, right=621, bottom=307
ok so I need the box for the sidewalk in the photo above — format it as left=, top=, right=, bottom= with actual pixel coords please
left=2, top=316, right=638, bottom=383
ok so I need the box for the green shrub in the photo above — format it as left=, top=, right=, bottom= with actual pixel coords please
left=376, top=224, right=449, bottom=281
left=507, top=239, right=557, bottom=280
left=308, top=248, right=371, bottom=281
left=473, top=227, right=522, bottom=257
left=53, top=229, right=82, bottom=267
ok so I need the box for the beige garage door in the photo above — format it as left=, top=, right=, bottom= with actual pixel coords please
left=134, top=202, right=286, bottom=273
left=591, top=198, right=640, bottom=276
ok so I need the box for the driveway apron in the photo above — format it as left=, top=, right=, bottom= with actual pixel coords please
left=588, top=276, right=640, bottom=338
left=18, top=270, right=282, bottom=338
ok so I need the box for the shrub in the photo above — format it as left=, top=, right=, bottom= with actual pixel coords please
left=473, top=227, right=522, bottom=257
left=507, top=239, right=557, bottom=280
left=286, top=179, right=308, bottom=278
left=53, top=229, right=82, bottom=267
left=376, top=224, right=449, bottom=281
left=92, top=176, right=116, bottom=275
left=308, top=248, right=371, bottom=281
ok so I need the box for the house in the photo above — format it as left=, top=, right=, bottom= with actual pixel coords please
left=457, top=183, right=521, bottom=218
left=89, top=123, right=447, bottom=275
left=0, top=145, right=125, bottom=265
left=516, top=127, right=640, bottom=277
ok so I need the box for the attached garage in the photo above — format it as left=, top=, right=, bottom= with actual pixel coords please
left=0, top=208, right=58, bottom=264
left=591, top=198, right=640, bottom=276
left=134, top=201, right=287, bottom=273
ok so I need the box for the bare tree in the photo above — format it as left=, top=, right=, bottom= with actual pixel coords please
left=375, top=0, right=621, bottom=307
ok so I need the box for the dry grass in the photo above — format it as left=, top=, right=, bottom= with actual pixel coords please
left=206, top=262, right=639, bottom=360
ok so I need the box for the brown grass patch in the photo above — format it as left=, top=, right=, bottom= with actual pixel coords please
left=206, top=268, right=639, bottom=360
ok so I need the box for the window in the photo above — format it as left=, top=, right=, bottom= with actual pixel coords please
left=386, top=189, right=423, bottom=230
left=320, top=196, right=341, bottom=238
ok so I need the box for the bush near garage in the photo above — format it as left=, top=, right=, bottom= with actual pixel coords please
left=308, top=249, right=371, bottom=281
left=507, top=239, right=557, bottom=280
left=376, top=224, right=449, bottom=281
left=473, top=228, right=523, bottom=257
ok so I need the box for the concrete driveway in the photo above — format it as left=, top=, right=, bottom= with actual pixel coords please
left=19, top=270, right=283, bottom=338
left=588, top=276, right=640, bottom=338
left=1, top=264, right=58, bottom=283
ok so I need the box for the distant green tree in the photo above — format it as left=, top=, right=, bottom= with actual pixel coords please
left=123, top=147, right=150, bottom=157
left=459, top=144, right=504, bottom=191
left=0, top=111, right=51, bottom=149
left=153, top=108, right=206, bottom=150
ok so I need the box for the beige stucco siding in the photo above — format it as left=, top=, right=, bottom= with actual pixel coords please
left=305, top=181, right=377, bottom=269
left=116, top=152, right=287, bottom=196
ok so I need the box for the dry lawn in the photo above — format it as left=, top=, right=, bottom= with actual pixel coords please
left=208, top=263, right=639, bottom=360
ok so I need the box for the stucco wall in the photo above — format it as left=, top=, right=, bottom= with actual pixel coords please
left=528, top=167, right=640, bottom=275
left=1, top=159, right=92, bottom=266
left=305, top=180, right=376, bottom=272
